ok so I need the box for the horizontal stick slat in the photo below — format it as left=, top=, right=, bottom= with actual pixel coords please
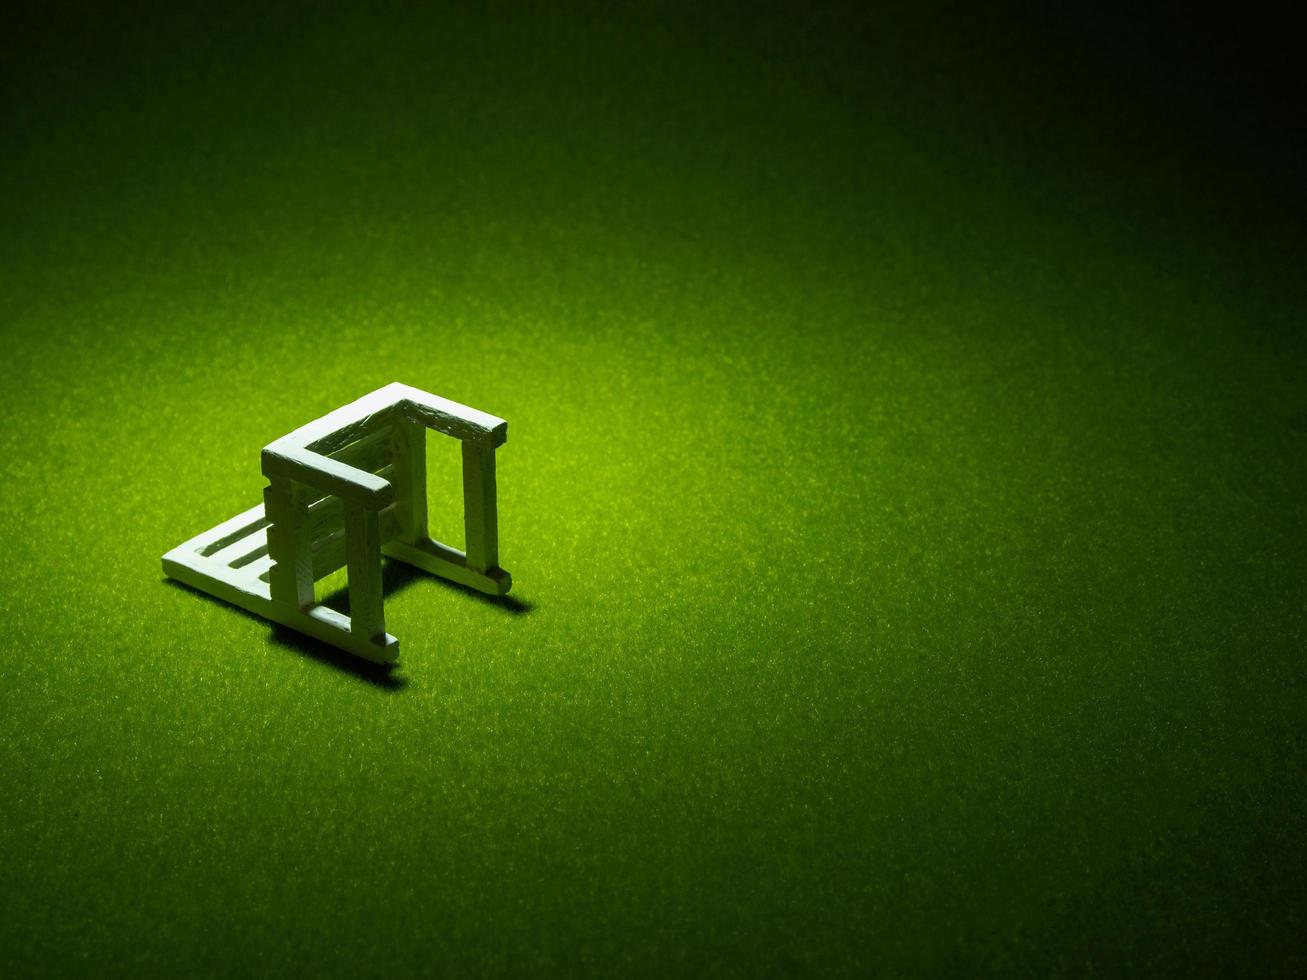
left=382, top=537, right=511, bottom=595
left=219, top=499, right=341, bottom=570
left=397, top=385, right=507, bottom=447
left=305, top=411, right=393, bottom=455
left=213, top=496, right=397, bottom=572
left=189, top=505, right=270, bottom=557
left=211, top=529, right=270, bottom=569
left=304, top=463, right=394, bottom=509
left=310, top=499, right=398, bottom=553
left=272, top=398, right=399, bottom=456
left=327, top=426, right=393, bottom=476
left=310, top=506, right=400, bottom=579
left=261, top=446, right=394, bottom=507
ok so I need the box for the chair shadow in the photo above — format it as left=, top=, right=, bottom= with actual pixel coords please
left=163, top=558, right=533, bottom=691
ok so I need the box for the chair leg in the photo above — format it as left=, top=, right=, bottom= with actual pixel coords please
left=391, top=416, right=428, bottom=544
left=345, top=500, right=386, bottom=641
left=264, top=477, right=314, bottom=610
left=462, top=442, right=499, bottom=574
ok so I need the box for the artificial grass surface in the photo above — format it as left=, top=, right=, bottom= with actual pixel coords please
left=2, top=2, right=1305, bottom=975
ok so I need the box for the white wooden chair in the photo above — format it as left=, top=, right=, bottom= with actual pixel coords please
left=163, top=383, right=510, bottom=664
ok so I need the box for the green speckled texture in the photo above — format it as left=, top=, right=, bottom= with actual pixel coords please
left=2, top=2, right=1304, bottom=975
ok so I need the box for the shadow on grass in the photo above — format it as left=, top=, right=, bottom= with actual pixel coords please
left=163, top=578, right=407, bottom=691
left=163, top=559, right=533, bottom=691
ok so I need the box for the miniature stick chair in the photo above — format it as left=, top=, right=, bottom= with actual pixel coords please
left=162, top=383, right=510, bottom=664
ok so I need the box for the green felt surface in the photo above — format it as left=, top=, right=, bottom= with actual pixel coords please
left=2, top=2, right=1304, bottom=975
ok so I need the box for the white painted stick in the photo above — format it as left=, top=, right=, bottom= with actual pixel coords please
left=264, top=477, right=314, bottom=609
left=344, top=500, right=385, bottom=641
left=382, top=537, right=511, bottom=596
left=327, top=426, right=394, bottom=472
left=393, top=383, right=507, bottom=447
left=390, top=416, right=428, bottom=544
left=461, top=442, right=499, bottom=573
left=261, top=445, right=394, bottom=507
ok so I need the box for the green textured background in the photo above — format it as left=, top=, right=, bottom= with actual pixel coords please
left=2, top=2, right=1304, bottom=975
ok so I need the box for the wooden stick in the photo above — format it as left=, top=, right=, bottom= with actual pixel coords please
left=390, top=416, right=428, bottom=544
left=345, top=500, right=385, bottom=641
left=264, top=477, right=314, bottom=610
left=461, top=443, right=499, bottom=574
